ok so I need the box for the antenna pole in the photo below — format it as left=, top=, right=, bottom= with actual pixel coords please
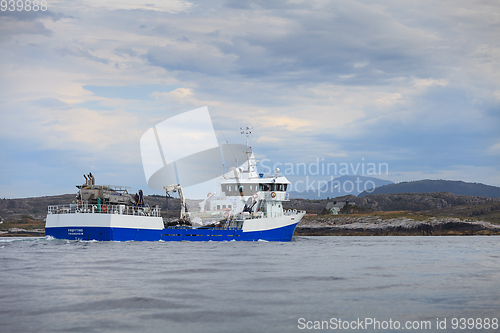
left=240, top=126, right=253, bottom=172
left=240, top=126, right=253, bottom=148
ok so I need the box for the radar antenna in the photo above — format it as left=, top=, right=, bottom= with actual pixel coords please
left=240, top=126, right=254, bottom=174
left=240, top=126, right=253, bottom=149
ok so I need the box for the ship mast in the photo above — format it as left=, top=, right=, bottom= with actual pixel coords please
left=240, top=126, right=253, bottom=173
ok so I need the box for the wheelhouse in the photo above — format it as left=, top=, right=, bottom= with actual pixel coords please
left=222, top=182, right=289, bottom=196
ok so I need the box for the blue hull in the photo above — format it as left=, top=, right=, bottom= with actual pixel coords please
left=45, top=222, right=298, bottom=242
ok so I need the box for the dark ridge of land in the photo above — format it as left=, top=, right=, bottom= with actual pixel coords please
left=358, top=179, right=500, bottom=198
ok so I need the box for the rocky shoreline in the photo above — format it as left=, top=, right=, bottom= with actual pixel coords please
left=0, top=228, right=45, bottom=237
left=296, top=216, right=500, bottom=236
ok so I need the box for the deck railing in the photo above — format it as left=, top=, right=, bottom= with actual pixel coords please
left=234, top=208, right=306, bottom=220
left=47, top=203, right=161, bottom=217
left=283, top=209, right=306, bottom=216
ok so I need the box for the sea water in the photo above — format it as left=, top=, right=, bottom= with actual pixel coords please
left=1, top=236, right=499, bottom=333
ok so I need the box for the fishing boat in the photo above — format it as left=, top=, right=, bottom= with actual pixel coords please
left=45, top=133, right=305, bottom=242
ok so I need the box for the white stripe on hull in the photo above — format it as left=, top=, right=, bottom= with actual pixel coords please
left=46, top=214, right=164, bottom=230
left=242, top=213, right=305, bottom=232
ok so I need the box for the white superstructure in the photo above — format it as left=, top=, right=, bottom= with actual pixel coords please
left=192, top=128, right=301, bottom=225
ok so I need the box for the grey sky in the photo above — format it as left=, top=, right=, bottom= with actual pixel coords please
left=0, top=0, right=499, bottom=198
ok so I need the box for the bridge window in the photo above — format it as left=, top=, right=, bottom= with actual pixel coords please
left=269, top=184, right=287, bottom=191
left=259, top=183, right=271, bottom=191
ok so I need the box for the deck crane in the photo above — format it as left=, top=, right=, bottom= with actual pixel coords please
left=163, top=184, right=190, bottom=223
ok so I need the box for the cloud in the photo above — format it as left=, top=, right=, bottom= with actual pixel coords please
left=151, top=88, right=194, bottom=103
left=84, top=84, right=178, bottom=100
left=0, top=8, right=68, bottom=22
left=487, top=143, right=500, bottom=155
left=57, top=44, right=110, bottom=64
left=71, top=0, right=193, bottom=12
left=0, top=99, right=141, bottom=153
left=139, top=0, right=441, bottom=85
left=251, top=111, right=312, bottom=132
left=0, top=17, right=52, bottom=40
left=1, top=0, right=500, bottom=198
left=143, top=44, right=237, bottom=76
left=493, top=90, right=500, bottom=102
left=113, top=46, right=138, bottom=57
left=30, top=97, right=72, bottom=109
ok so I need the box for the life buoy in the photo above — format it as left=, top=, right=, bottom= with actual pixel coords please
left=102, top=205, right=108, bottom=213
left=271, top=192, right=276, bottom=198
left=253, top=193, right=258, bottom=199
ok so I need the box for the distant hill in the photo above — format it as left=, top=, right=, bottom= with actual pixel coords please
left=358, top=179, right=500, bottom=198
left=288, top=175, right=393, bottom=199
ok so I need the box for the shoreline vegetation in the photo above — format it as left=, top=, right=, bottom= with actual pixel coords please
left=1, top=192, right=500, bottom=237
